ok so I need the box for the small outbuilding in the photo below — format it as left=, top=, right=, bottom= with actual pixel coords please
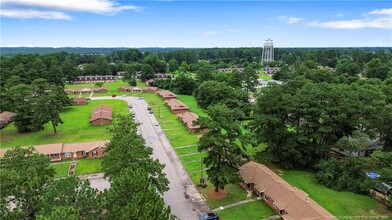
left=72, top=97, right=88, bottom=105
left=90, top=105, right=112, bottom=126
left=0, top=111, right=17, bottom=129
left=164, top=99, right=189, bottom=114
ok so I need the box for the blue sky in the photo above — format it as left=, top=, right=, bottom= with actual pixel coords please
left=1, top=0, right=391, bottom=47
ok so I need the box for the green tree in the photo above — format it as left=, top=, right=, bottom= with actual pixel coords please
left=38, top=176, right=103, bottom=219
left=168, top=59, right=179, bottom=72
left=336, top=59, right=360, bottom=76
left=5, top=84, right=35, bottom=132
left=47, top=59, right=64, bottom=86
left=242, top=66, right=258, bottom=93
left=141, top=64, right=155, bottom=82
left=195, top=104, right=248, bottom=192
left=33, top=92, right=65, bottom=133
left=0, top=147, right=55, bottom=219
left=335, top=131, right=369, bottom=157
left=95, top=82, right=104, bottom=87
left=101, top=115, right=169, bottom=193
left=170, top=73, right=196, bottom=95
left=61, top=57, right=77, bottom=82
left=124, top=63, right=139, bottom=86
left=95, top=56, right=111, bottom=75
left=105, top=167, right=174, bottom=220
left=179, top=61, right=189, bottom=73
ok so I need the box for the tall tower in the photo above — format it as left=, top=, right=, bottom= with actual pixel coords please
left=261, top=38, right=274, bottom=64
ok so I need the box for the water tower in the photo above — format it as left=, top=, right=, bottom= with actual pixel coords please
left=261, top=38, right=274, bottom=63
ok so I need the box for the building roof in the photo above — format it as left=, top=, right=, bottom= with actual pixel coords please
left=65, top=87, right=109, bottom=93
left=178, top=112, right=200, bottom=130
left=157, top=90, right=177, bottom=99
left=240, top=161, right=335, bottom=220
left=90, top=105, right=112, bottom=122
left=62, top=140, right=109, bottom=153
left=0, top=111, right=17, bottom=121
left=164, top=99, right=189, bottom=111
left=0, top=141, right=109, bottom=158
left=72, top=97, right=88, bottom=103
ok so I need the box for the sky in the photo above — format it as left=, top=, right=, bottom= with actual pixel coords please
left=1, top=0, right=391, bottom=48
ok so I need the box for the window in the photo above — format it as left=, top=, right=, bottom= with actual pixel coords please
left=65, top=152, right=71, bottom=158
left=264, top=194, right=269, bottom=201
left=92, top=151, right=97, bottom=156
left=83, top=151, right=87, bottom=156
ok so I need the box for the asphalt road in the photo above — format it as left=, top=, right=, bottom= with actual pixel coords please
left=89, top=96, right=210, bottom=220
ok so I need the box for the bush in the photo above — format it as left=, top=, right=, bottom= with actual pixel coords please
left=316, top=157, right=374, bottom=194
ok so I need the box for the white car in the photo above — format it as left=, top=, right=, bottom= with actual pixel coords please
left=122, top=94, right=127, bottom=97
left=154, top=121, right=159, bottom=126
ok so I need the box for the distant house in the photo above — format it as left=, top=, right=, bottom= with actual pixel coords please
left=0, top=111, right=17, bottom=129
left=164, top=99, right=189, bottom=114
left=217, top=68, right=244, bottom=73
left=257, top=79, right=283, bottom=88
left=74, top=75, right=115, bottom=83
left=154, top=73, right=173, bottom=79
left=72, top=97, right=88, bottom=106
left=264, top=66, right=280, bottom=75
left=116, top=71, right=126, bottom=76
left=90, top=105, right=112, bottom=126
left=317, top=66, right=336, bottom=72
left=118, top=86, right=158, bottom=93
left=157, top=90, right=177, bottom=100
left=0, top=140, right=108, bottom=162
left=64, top=87, right=109, bottom=95
left=331, top=140, right=383, bottom=158
left=178, top=112, right=206, bottom=133
left=240, top=161, right=336, bottom=220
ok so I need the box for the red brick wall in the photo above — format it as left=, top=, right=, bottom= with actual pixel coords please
left=91, top=119, right=111, bottom=126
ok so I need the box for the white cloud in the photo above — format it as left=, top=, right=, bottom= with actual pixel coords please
left=309, top=8, right=392, bottom=29
left=0, top=9, right=71, bottom=20
left=336, top=13, right=344, bottom=17
left=369, top=8, right=392, bottom=15
left=287, top=17, right=303, bottom=24
left=278, top=16, right=303, bottom=24
left=201, top=30, right=218, bottom=37
left=0, top=0, right=143, bottom=20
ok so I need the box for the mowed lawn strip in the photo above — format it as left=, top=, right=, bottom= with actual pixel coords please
left=201, top=184, right=249, bottom=209
left=281, top=170, right=391, bottom=217
left=50, top=162, right=71, bottom=178
left=176, top=95, right=208, bottom=117
left=1, top=100, right=128, bottom=148
left=75, top=158, right=102, bottom=175
left=216, top=200, right=276, bottom=220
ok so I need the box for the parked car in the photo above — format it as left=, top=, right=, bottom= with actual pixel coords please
left=199, top=213, right=219, bottom=220
left=112, top=94, right=117, bottom=97
left=147, top=106, right=152, bottom=111
left=149, top=110, right=153, bottom=114
left=130, top=111, right=135, bottom=115
left=122, top=94, right=127, bottom=97
left=154, top=121, right=159, bottom=126
left=128, top=105, right=133, bottom=108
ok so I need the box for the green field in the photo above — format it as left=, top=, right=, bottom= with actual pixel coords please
left=50, top=162, right=71, bottom=178
left=258, top=68, right=272, bottom=80
left=281, top=170, right=391, bottom=218
left=1, top=99, right=128, bottom=148
left=200, top=184, right=249, bottom=209
left=217, top=200, right=275, bottom=220
left=75, top=158, right=102, bottom=175
left=176, top=95, right=208, bottom=117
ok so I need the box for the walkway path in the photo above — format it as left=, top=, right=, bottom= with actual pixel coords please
left=211, top=197, right=261, bottom=212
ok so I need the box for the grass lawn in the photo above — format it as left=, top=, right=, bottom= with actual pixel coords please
left=50, top=162, right=71, bottom=178
left=281, top=170, right=392, bottom=218
left=216, top=200, right=275, bottom=220
left=1, top=100, right=128, bottom=148
left=75, top=158, right=102, bottom=175
left=65, top=80, right=146, bottom=97
left=176, top=95, right=208, bottom=117
left=258, top=68, right=272, bottom=80
left=200, top=184, right=248, bottom=209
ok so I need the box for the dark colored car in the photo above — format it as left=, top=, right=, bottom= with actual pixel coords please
left=199, top=213, right=219, bottom=220
left=149, top=110, right=153, bottom=114
left=147, top=106, right=152, bottom=111
left=112, top=94, right=117, bottom=97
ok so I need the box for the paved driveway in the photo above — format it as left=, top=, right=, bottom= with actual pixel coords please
left=90, top=96, right=209, bottom=220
